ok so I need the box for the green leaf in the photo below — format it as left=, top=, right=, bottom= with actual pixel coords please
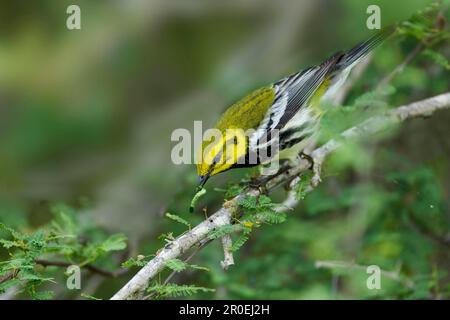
left=147, top=283, right=215, bottom=298
left=1, top=258, right=30, bottom=270
left=208, top=225, right=238, bottom=240
left=225, top=184, right=246, bottom=198
left=165, top=259, right=210, bottom=273
left=166, top=259, right=187, bottom=272
left=32, top=290, right=54, bottom=300
left=121, top=256, right=149, bottom=268
left=295, top=172, right=313, bottom=200
left=0, top=223, right=24, bottom=240
left=165, top=213, right=191, bottom=229
left=422, top=49, right=450, bottom=70
left=50, top=203, right=78, bottom=235
left=0, top=239, right=22, bottom=249
left=237, top=195, right=272, bottom=210
left=230, top=234, right=249, bottom=252
left=19, top=270, right=54, bottom=283
left=99, top=234, right=127, bottom=252
left=258, top=210, right=286, bottom=224
left=81, top=293, right=102, bottom=300
left=0, top=278, right=21, bottom=293
left=188, top=264, right=210, bottom=272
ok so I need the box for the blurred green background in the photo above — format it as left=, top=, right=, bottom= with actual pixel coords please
left=0, top=0, right=449, bottom=299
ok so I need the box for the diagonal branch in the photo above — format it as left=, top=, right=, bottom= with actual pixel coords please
left=111, top=92, right=450, bottom=300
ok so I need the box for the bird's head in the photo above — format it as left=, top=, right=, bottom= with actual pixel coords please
left=196, top=128, right=247, bottom=187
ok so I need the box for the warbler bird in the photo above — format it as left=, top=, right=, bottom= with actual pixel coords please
left=196, top=28, right=394, bottom=187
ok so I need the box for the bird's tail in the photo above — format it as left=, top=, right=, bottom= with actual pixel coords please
left=337, top=25, right=397, bottom=70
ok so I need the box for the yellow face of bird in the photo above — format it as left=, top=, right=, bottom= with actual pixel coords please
left=195, top=86, right=275, bottom=186
left=196, top=128, right=247, bottom=186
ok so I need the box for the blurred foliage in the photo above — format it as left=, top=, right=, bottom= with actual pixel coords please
left=0, top=203, right=127, bottom=299
left=0, top=0, right=450, bottom=300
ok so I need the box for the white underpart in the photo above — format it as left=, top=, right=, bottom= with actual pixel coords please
left=277, top=107, right=318, bottom=159
left=283, top=105, right=315, bottom=131
left=322, top=63, right=355, bottom=103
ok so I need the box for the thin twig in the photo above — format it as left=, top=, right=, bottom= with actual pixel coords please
left=315, top=260, right=414, bottom=289
left=377, top=5, right=448, bottom=90
left=405, top=211, right=450, bottom=247
left=0, top=270, right=18, bottom=285
left=377, top=43, right=425, bottom=90
left=35, top=259, right=129, bottom=278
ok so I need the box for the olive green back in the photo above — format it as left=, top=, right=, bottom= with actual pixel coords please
left=214, top=87, right=275, bottom=132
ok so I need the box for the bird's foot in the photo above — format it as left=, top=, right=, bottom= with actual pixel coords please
left=297, top=151, right=323, bottom=188
left=248, top=177, right=269, bottom=195
left=298, top=151, right=313, bottom=164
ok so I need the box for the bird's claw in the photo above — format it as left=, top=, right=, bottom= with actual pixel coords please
left=297, top=151, right=323, bottom=188
left=248, top=177, right=269, bottom=194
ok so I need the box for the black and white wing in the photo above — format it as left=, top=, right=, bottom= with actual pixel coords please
left=249, top=54, right=341, bottom=150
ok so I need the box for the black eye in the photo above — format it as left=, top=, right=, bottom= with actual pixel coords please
left=233, top=136, right=238, bottom=144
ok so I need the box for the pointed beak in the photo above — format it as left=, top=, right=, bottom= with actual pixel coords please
left=197, top=173, right=210, bottom=188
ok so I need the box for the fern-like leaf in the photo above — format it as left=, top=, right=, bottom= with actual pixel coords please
left=148, top=283, right=214, bottom=298
left=165, top=213, right=191, bottom=229
left=231, top=234, right=249, bottom=252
